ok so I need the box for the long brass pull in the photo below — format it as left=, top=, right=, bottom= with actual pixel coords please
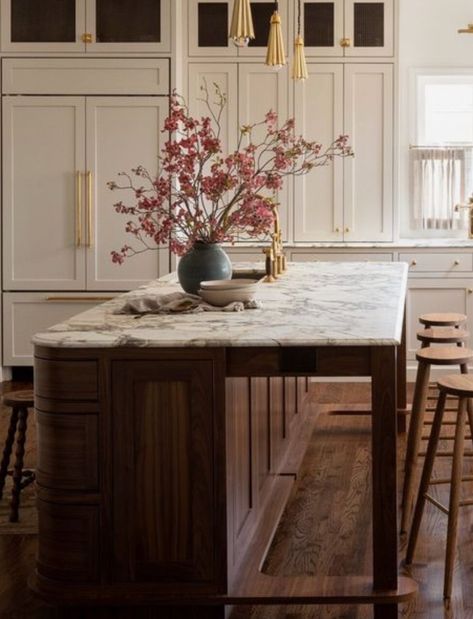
left=45, top=296, right=115, bottom=302
left=76, top=171, right=82, bottom=247
left=86, top=171, right=93, bottom=248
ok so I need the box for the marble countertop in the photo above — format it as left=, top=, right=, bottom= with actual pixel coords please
left=226, top=239, right=473, bottom=249
left=32, top=262, right=408, bottom=349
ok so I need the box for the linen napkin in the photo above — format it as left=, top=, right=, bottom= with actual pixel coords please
left=114, top=291, right=262, bottom=315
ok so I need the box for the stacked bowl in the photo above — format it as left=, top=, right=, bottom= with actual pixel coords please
left=198, top=279, right=260, bottom=306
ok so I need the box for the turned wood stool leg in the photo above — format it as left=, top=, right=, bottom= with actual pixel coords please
left=9, top=406, right=28, bottom=523
left=401, top=360, right=431, bottom=533
left=406, top=390, right=447, bottom=563
left=444, top=396, right=467, bottom=600
left=0, top=407, right=19, bottom=499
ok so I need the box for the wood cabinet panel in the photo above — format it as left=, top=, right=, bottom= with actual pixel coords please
left=111, top=359, right=225, bottom=588
left=34, top=357, right=98, bottom=401
left=37, top=500, right=100, bottom=583
left=36, top=412, right=99, bottom=491
left=269, top=377, right=285, bottom=473
left=251, top=377, right=271, bottom=494
left=284, top=377, right=298, bottom=431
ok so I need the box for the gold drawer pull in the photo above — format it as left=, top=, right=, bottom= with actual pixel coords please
left=468, top=289, right=473, bottom=295
left=454, top=260, right=460, bottom=266
left=75, top=171, right=82, bottom=247
left=345, top=227, right=350, bottom=233
left=45, top=296, right=115, bottom=302
left=86, top=171, right=93, bottom=248
left=411, top=260, right=417, bottom=266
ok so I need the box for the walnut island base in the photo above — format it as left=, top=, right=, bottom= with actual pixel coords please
left=31, top=263, right=418, bottom=618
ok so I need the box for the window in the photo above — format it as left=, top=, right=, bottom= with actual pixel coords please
left=412, top=74, right=473, bottom=230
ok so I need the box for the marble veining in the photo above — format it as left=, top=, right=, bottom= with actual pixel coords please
left=32, top=262, right=408, bottom=349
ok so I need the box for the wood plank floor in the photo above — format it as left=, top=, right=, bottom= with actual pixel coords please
left=2, top=381, right=473, bottom=618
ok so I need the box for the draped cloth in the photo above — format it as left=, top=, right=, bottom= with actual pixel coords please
left=410, top=147, right=472, bottom=230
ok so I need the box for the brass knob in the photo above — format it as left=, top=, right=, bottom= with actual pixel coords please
left=81, top=33, right=93, bottom=43
left=335, top=227, right=341, bottom=233
left=340, top=37, right=352, bottom=48
left=468, top=288, right=473, bottom=294
left=454, top=260, right=460, bottom=266
left=411, top=260, right=417, bottom=266
left=345, top=227, right=350, bottom=233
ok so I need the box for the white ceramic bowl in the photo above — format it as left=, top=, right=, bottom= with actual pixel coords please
left=198, top=286, right=256, bottom=306
left=200, top=278, right=259, bottom=290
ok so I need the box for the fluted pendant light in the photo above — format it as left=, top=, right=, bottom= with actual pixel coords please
left=229, top=0, right=255, bottom=47
left=292, top=0, right=308, bottom=80
left=265, top=2, right=286, bottom=70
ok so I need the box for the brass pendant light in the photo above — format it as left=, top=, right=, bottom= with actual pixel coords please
left=229, top=0, right=255, bottom=47
left=265, top=1, right=286, bottom=70
left=292, top=0, right=308, bottom=80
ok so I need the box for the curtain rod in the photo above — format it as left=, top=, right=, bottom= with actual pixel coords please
left=409, top=144, right=473, bottom=149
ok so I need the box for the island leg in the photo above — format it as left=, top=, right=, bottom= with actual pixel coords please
left=371, top=346, right=398, bottom=619
left=397, top=307, right=408, bottom=433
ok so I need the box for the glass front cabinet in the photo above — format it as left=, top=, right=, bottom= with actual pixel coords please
left=188, top=0, right=289, bottom=57
left=302, top=0, right=393, bottom=57
left=0, top=0, right=171, bottom=52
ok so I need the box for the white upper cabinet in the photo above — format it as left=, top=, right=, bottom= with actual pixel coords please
left=294, top=64, right=344, bottom=242
left=3, top=97, right=87, bottom=290
left=301, top=0, right=393, bottom=57
left=1, top=0, right=171, bottom=53
left=86, top=97, right=168, bottom=290
left=344, top=64, right=393, bottom=241
left=188, top=0, right=288, bottom=57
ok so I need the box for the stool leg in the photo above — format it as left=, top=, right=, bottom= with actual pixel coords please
left=460, top=363, right=473, bottom=451
left=401, top=360, right=431, bottom=534
left=444, top=396, right=467, bottom=600
left=0, top=407, right=19, bottom=499
left=9, top=407, right=28, bottom=523
left=406, top=390, right=447, bottom=564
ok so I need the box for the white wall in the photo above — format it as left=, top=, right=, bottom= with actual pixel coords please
left=399, top=0, right=473, bottom=237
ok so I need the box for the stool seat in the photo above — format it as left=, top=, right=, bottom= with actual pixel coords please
left=419, top=312, right=467, bottom=327
left=3, top=390, right=34, bottom=409
left=417, top=327, right=469, bottom=345
left=438, top=375, right=473, bottom=397
left=415, top=346, right=473, bottom=366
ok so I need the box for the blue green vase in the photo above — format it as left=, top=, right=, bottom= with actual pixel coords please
left=177, top=242, right=232, bottom=294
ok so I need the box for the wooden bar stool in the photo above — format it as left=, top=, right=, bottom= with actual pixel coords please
left=419, top=313, right=467, bottom=328
left=417, top=327, right=469, bottom=348
left=406, top=374, right=473, bottom=600
left=0, top=390, right=35, bottom=522
left=400, top=346, right=473, bottom=534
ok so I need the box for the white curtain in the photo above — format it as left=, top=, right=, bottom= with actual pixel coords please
left=410, top=147, right=472, bottom=230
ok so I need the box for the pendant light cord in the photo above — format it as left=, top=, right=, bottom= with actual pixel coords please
left=297, top=0, right=301, bottom=35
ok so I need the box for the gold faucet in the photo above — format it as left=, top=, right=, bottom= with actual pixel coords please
left=455, top=195, right=473, bottom=238
left=263, top=204, right=287, bottom=282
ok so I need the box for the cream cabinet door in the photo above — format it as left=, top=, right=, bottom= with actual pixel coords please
left=3, top=96, right=87, bottom=290
left=344, top=64, right=393, bottom=241
left=85, top=0, right=171, bottom=53
left=344, top=0, right=394, bottom=57
left=406, top=280, right=473, bottom=362
left=85, top=97, right=168, bottom=291
left=301, top=0, right=344, bottom=57
left=0, top=0, right=86, bottom=52
left=238, top=64, right=290, bottom=239
left=294, top=64, right=344, bottom=241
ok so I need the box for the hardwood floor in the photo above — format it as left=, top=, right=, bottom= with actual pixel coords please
left=2, top=381, right=473, bottom=618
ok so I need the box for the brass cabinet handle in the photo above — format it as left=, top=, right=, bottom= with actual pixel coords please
left=345, top=227, right=350, bottom=233
left=411, top=260, right=417, bottom=266
left=335, top=227, right=341, bottom=233
left=45, top=296, right=115, bottom=302
left=340, top=37, right=351, bottom=48
left=76, top=171, right=82, bottom=247
left=86, top=171, right=93, bottom=248
left=81, top=33, right=93, bottom=44
left=468, top=289, right=473, bottom=295
left=454, top=260, right=460, bottom=266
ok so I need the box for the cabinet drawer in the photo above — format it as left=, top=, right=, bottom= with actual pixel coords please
left=3, top=292, right=117, bottom=366
left=36, top=412, right=98, bottom=491
left=291, top=252, right=393, bottom=262
left=400, top=253, right=473, bottom=273
left=2, top=58, right=170, bottom=95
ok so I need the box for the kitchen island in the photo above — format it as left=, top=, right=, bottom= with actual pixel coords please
left=32, top=262, right=417, bottom=618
